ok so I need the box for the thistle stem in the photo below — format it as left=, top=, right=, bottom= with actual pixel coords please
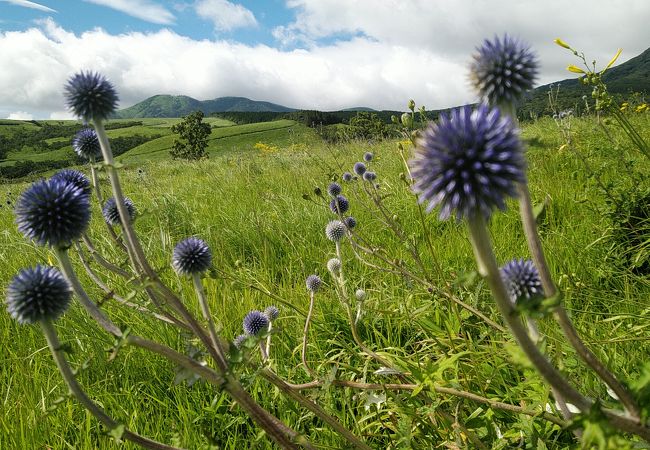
left=301, top=291, right=317, bottom=377
left=191, top=273, right=222, bottom=357
left=88, top=156, right=127, bottom=252
left=40, top=320, right=183, bottom=450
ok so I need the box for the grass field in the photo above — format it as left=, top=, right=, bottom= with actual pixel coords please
left=0, top=113, right=649, bottom=448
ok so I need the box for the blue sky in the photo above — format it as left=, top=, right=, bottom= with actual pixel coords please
left=1, top=0, right=649, bottom=119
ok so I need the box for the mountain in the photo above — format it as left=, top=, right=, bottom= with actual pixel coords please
left=518, top=47, right=650, bottom=119
left=114, top=95, right=296, bottom=118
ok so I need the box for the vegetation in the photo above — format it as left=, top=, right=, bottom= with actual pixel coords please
left=169, top=111, right=212, bottom=160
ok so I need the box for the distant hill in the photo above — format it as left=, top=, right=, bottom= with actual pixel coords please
left=518, top=47, right=650, bottom=119
left=114, top=95, right=296, bottom=118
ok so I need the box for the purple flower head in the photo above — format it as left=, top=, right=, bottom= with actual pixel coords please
left=50, top=169, right=91, bottom=196
left=6, top=265, right=72, bottom=324
left=470, top=35, right=538, bottom=107
left=362, top=171, right=376, bottom=182
left=72, top=128, right=101, bottom=160
left=363, top=152, right=374, bottom=162
left=15, top=178, right=91, bottom=247
left=342, top=172, right=353, bottom=182
left=329, top=195, right=349, bottom=214
left=64, top=71, right=119, bottom=122
left=353, top=162, right=367, bottom=176
left=243, top=310, right=270, bottom=336
left=500, top=258, right=544, bottom=306
left=344, top=216, right=357, bottom=229
left=327, top=258, right=341, bottom=274
left=172, top=237, right=212, bottom=275
left=306, top=274, right=322, bottom=293
left=264, top=305, right=280, bottom=321
left=327, top=182, right=342, bottom=197
left=410, top=104, right=526, bottom=221
left=233, top=334, right=248, bottom=349
left=325, top=220, right=346, bottom=242
left=102, top=197, right=136, bottom=226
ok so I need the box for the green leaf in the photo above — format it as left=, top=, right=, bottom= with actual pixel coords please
left=108, top=423, right=125, bottom=444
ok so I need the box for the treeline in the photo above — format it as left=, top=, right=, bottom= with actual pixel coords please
left=209, top=109, right=404, bottom=127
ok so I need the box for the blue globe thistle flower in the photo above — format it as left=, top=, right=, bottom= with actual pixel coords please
left=15, top=178, right=91, bottom=247
left=172, top=237, right=212, bottom=275
left=64, top=71, right=119, bottom=122
left=344, top=216, right=357, bottom=229
left=325, top=220, right=346, bottom=242
left=327, top=182, right=342, bottom=197
left=233, top=334, right=248, bottom=349
left=362, top=171, right=377, bottom=182
left=6, top=265, right=72, bottom=324
left=342, top=172, right=353, bottom=182
left=305, top=274, right=322, bottom=293
left=470, top=34, right=538, bottom=107
left=329, top=195, right=350, bottom=214
left=50, top=169, right=91, bottom=196
left=72, top=128, right=101, bottom=160
left=243, top=310, right=270, bottom=336
left=363, top=152, right=374, bottom=162
left=500, top=258, right=544, bottom=306
left=327, top=258, right=341, bottom=274
left=353, top=162, right=367, bottom=176
left=410, top=104, right=526, bottom=221
left=102, top=197, right=136, bottom=226
left=264, top=305, right=280, bottom=321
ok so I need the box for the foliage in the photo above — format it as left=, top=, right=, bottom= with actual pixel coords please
left=348, top=111, right=393, bottom=140
left=169, top=110, right=212, bottom=160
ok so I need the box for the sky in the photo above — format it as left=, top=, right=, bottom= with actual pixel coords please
left=0, top=0, right=649, bottom=120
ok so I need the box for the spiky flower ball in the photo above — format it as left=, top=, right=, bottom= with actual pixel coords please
left=233, top=334, right=248, bottom=349
left=362, top=171, right=376, bottom=182
left=470, top=34, right=538, bottom=107
left=172, top=237, right=212, bottom=275
left=72, top=128, right=101, bottom=160
left=243, top=310, right=270, bottom=336
left=102, top=197, right=136, bottom=226
left=355, top=289, right=366, bottom=301
left=344, top=216, right=357, bottom=229
left=15, top=178, right=91, bottom=247
left=327, top=258, right=341, bottom=274
left=50, top=169, right=91, bottom=196
left=410, top=104, right=526, bottom=221
left=364, top=152, right=374, bottom=162
left=329, top=195, right=349, bottom=214
left=500, top=258, right=544, bottom=306
left=306, top=274, right=322, bottom=293
left=327, top=182, right=342, bottom=197
left=264, top=305, right=280, bottom=321
left=325, top=220, right=346, bottom=242
left=353, top=162, right=367, bottom=176
left=342, top=172, right=353, bottom=182
left=64, top=71, right=119, bottom=122
left=6, top=265, right=72, bottom=324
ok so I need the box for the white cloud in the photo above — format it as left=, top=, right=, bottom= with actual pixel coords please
left=83, top=0, right=175, bottom=25
left=1, top=0, right=56, bottom=13
left=194, top=0, right=257, bottom=32
left=7, top=111, right=34, bottom=120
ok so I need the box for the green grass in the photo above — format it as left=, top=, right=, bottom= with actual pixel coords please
left=0, top=113, right=649, bottom=448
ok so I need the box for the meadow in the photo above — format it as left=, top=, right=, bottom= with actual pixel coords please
left=0, top=107, right=649, bottom=448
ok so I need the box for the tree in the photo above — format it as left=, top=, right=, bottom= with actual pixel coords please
left=348, top=111, right=390, bottom=140
left=170, top=110, right=212, bottom=160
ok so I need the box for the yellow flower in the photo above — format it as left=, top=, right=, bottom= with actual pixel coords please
left=554, top=38, right=571, bottom=50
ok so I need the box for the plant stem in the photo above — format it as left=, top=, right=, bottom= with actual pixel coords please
left=191, top=273, right=222, bottom=359
left=301, top=291, right=317, bottom=377
left=40, top=320, right=183, bottom=449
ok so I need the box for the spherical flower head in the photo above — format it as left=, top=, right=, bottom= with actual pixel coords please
left=410, top=104, right=526, bottom=221
left=470, top=34, right=538, bottom=107
left=325, top=220, right=346, bottom=242
left=353, top=162, right=367, bottom=176
left=363, top=152, right=374, bottom=162
left=15, top=178, right=91, bottom=247
left=344, top=216, right=357, bottom=229
left=327, top=182, right=342, bottom=197
left=305, top=274, right=322, bottom=293
left=355, top=289, right=366, bottom=301
left=172, top=237, right=212, bottom=275
left=72, top=128, right=101, bottom=160
left=102, top=197, right=136, bottom=226
left=342, top=172, right=353, bottom=182
left=264, top=305, right=280, bottom=321
left=50, top=169, right=91, bottom=196
left=500, top=258, right=544, bottom=306
left=362, top=171, right=377, bottom=182
left=329, top=195, right=349, bottom=214
left=6, top=265, right=72, bottom=324
left=327, top=258, right=341, bottom=274
left=233, top=334, right=248, bottom=349
left=65, top=71, right=119, bottom=122
left=243, top=310, right=270, bottom=336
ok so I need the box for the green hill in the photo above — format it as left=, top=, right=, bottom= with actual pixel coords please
left=115, top=95, right=296, bottom=118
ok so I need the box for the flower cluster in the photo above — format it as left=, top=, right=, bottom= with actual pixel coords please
left=172, top=237, right=212, bottom=275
